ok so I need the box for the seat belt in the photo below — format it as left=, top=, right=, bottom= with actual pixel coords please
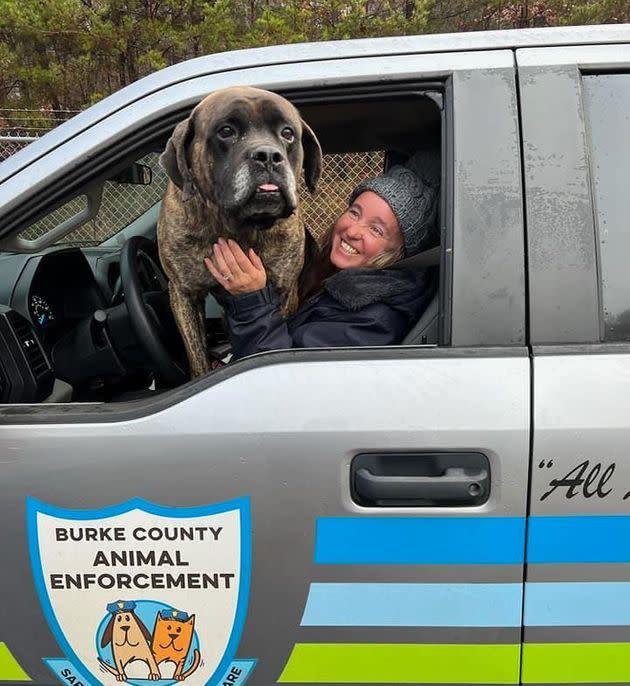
left=390, top=245, right=441, bottom=270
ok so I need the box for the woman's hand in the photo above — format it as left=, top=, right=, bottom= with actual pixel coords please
left=204, top=238, right=267, bottom=295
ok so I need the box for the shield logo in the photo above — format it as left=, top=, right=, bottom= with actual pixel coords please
left=27, top=497, right=251, bottom=686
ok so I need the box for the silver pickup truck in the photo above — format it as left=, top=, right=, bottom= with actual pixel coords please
left=1, top=23, right=630, bottom=686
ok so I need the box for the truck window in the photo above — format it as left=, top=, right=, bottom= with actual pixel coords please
left=583, top=74, right=630, bottom=341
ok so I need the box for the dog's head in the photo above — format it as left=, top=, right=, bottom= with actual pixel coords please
left=101, top=609, right=152, bottom=649
left=160, top=86, right=322, bottom=229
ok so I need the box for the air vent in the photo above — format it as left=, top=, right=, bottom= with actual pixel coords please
left=6, top=310, right=51, bottom=380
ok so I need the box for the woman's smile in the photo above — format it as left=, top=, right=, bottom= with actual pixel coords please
left=339, top=238, right=359, bottom=255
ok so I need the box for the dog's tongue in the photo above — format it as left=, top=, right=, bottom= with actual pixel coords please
left=258, top=183, right=279, bottom=192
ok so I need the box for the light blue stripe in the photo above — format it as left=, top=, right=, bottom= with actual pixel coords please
left=301, top=583, right=523, bottom=627
left=525, top=582, right=630, bottom=626
left=315, top=517, right=525, bottom=565
left=528, top=515, right=630, bottom=563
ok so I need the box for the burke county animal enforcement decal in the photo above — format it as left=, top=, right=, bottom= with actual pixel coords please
left=26, top=497, right=255, bottom=686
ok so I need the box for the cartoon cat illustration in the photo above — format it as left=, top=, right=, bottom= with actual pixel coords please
left=151, top=609, right=200, bottom=681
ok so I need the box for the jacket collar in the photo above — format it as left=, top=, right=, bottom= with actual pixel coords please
left=323, top=267, right=425, bottom=311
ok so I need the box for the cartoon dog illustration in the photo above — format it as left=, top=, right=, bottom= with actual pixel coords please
left=98, top=601, right=160, bottom=681
left=151, top=608, right=200, bottom=681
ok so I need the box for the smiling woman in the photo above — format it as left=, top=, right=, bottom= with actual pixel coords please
left=328, top=191, right=403, bottom=269
left=205, top=146, right=440, bottom=360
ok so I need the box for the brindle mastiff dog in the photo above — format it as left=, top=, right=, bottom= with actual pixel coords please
left=157, top=86, right=322, bottom=378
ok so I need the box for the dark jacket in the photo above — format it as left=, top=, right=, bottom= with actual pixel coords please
left=226, top=266, right=435, bottom=360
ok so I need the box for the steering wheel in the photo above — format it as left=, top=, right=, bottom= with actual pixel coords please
left=120, top=236, right=188, bottom=387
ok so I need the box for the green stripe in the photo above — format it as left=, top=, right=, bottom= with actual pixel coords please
left=0, top=643, right=31, bottom=681
left=522, top=642, right=630, bottom=683
left=277, top=643, right=520, bottom=683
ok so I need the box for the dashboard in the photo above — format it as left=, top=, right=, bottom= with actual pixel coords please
left=0, top=241, right=201, bottom=403
left=0, top=245, right=137, bottom=402
left=1, top=248, right=112, bottom=341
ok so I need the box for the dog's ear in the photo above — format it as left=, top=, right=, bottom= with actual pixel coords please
left=160, top=113, right=196, bottom=201
left=101, top=615, right=115, bottom=648
left=300, top=119, right=322, bottom=194
left=134, top=613, right=153, bottom=644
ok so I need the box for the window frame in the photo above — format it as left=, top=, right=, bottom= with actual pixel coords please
left=517, top=43, right=630, bottom=346
left=0, top=49, right=527, bottom=420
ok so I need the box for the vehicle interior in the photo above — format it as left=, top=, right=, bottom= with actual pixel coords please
left=0, top=85, right=445, bottom=405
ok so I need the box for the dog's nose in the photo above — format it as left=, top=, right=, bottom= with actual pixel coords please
left=121, top=625, right=130, bottom=632
left=252, top=146, right=283, bottom=169
left=168, top=633, right=178, bottom=639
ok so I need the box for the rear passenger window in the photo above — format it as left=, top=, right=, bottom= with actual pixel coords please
left=583, top=74, right=630, bottom=341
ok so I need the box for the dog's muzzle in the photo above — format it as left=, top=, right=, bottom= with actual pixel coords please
left=220, top=145, right=297, bottom=225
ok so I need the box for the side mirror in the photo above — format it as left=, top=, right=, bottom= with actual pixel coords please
left=109, top=163, right=153, bottom=185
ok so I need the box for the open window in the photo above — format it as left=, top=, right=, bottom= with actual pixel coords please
left=292, top=86, right=445, bottom=346
left=0, top=82, right=448, bottom=406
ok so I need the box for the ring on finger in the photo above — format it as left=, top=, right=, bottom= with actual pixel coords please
left=222, top=272, right=233, bottom=281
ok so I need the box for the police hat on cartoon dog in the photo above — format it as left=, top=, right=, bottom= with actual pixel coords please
left=106, top=600, right=137, bottom=614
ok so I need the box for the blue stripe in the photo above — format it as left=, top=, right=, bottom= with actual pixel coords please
left=301, top=582, right=523, bottom=627
left=314, top=517, right=525, bottom=564
left=528, top=515, right=630, bottom=563
left=525, top=582, right=630, bottom=626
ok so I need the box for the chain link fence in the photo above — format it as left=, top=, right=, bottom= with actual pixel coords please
left=1, top=118, right=384, bottom=245
left=302, top=151, right=384, bottom=242
left=0, top=108, right=79, bottom=161
left=17, top=153, right=170, bottom=244
left=0, top=134, right=38, bottom=161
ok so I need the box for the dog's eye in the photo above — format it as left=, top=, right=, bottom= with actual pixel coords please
left=177, top=627, right=181, bottom=633
left=125, top=614, right=130, bottom=621
left=217, top=125, right=236, bottom=139
left=117, top=615, right=122, bottom=622
left=281, top=127, right=295, bottom=143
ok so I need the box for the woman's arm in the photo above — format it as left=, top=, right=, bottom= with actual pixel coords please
left=205, top=239, right=411, bottom=359
left=226, top=288, right=409, bottom=359
left=226, top=286, right=298, bottom=359
left=205, top=239, right=296, bottom=358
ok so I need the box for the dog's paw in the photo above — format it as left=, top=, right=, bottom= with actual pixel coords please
left=149, top=673, right=160, bottom=681
left=116, top=676, right=125, bottom=682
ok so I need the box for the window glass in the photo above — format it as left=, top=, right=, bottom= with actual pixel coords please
left=583, top=74, right=630, bottom=341
left=20, top=153, right=168, bottom=246
left=20, top=150, right=383, bottom=248
left=18, top=194, right=90, bottom=242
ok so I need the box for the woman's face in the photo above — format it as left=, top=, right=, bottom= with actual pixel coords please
left=329, top=191, right=403, bottom=269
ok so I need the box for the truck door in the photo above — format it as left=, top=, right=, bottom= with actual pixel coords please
left=518, top=44, right=630, bottom=685
left=0, top=48, right=530, bottom=686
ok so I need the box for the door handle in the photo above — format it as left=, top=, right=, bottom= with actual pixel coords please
left=355, top=467, right=488, bottom=504
left=351, top=452, right=490, bottom=507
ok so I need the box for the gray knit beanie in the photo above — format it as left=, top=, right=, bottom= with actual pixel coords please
left=349, top=146, right=440, bottom=257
